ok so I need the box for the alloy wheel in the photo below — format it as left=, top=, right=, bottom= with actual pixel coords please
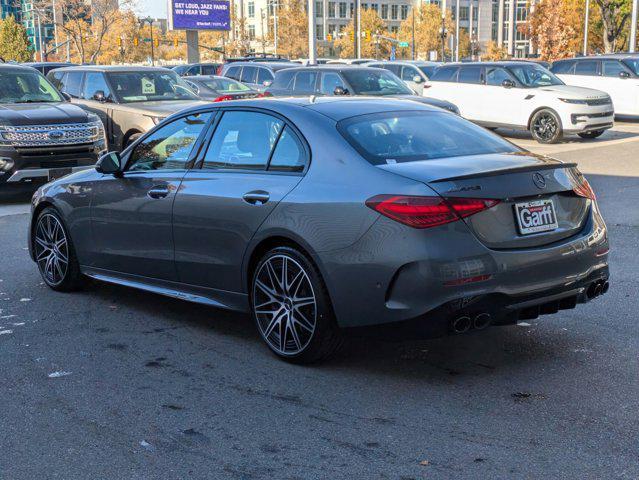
left=253, top=254, right=317, bottom=356
left=533, top=112, right=558, bottom=142
left=34, top=214, right=69, bottom=286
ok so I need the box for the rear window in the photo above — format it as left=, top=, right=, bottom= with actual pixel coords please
left=338, top=111, right=518, bottom=165
left=575, top=60, right=599, bottom=75
left=551, top=60, right=575, bottom=74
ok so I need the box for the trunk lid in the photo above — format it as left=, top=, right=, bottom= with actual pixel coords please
left=378, top=152, right=590, bottom=249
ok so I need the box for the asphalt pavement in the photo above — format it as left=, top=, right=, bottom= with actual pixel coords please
left=1, top=123, right=638, bottom=479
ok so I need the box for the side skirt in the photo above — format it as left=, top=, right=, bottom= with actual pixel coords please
left=82, top=266, right=250, bottom=312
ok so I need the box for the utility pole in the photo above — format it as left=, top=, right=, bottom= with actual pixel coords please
left=455, top=0, right=460, bottom=61
left=272, top=1, right=279, bottom=56
left=630, top=0, right=638, bottom=53
left=308, top=0, right=317, bottom=64
left=440, top=14, right=447, bottom=62
left=583, top=0, right=590, bottom=55
left=356, top=0, right=361, bottom=59
left=411, top=5, right=416, bottom=60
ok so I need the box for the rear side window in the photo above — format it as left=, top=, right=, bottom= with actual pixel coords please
left=293, top=71, right=318, bottom=94
left=575, top=60, right=599, bottom=76
left=63, top=71, right=84, bottom=98
left=551, top=60, right=575, bottom=74
left=225, top=66, right=241, bottom=80
left=269, top=127, right=306, bottom=172
left=203, top=111, right=284, bottom=170
left=458, top=66, right=483, bottom=84
left=201, top=65, right=218, bottom=75
left=271, top=69, right=295, bottom=89
left=430, top=66, right=458, bottom=82
left=338, top=111, right=518, bottom=165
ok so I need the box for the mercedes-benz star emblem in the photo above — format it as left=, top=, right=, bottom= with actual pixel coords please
left=533, top=172, right=547, bottom=189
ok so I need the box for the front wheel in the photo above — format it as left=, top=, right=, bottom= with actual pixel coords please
left=33, top=207, right=84, bottom=291
left=251, top=247, right=342, bottom=363
left=578, top=130, right=605, bottom=139
left=530, top=109, right=563, bottom=144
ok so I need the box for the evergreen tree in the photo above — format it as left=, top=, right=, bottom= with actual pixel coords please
left=0, top=15, right=33, bottom=62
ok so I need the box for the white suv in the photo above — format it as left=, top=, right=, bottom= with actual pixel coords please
left=551, top=55, right=639, bottom=117
left=426, top=61, right=614, bottom=143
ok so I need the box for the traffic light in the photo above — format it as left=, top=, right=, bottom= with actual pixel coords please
left=154, top=38, right=160, bottom=48
left=133, top=37, right=139, bottom=46
left=350, top=30, right=354, bottom=41
left=117, top=37, right=122, bottom=47
left=326, top=34, right=333, bottom=42
left=365, top=30, right=371, bottom=40
left=174, top=37, right=179, bottom=47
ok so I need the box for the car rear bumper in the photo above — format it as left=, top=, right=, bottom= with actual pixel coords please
left=319, top=205, right=609, bottom=329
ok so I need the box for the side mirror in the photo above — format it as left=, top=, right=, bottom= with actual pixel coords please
left=412, top=75, right=424, bottom=84
left=502, top=79, right=516, bottom=89
left=96, top=151, right=122, bottom=176
left=60, top=92, right=72, bottom=101
left=263, top=80, right=273, bottom=87
left=92, top=90, right=107, bottom=102
left=619, top=71, right=631, bottom=79
left=333, top=86, right=349, bottom=96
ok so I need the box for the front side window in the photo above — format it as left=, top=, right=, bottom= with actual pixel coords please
left=401, top=66, right=420, bottom=81
left=0, top=70, right=63, bottom=103
left=551, top=60, right=575, bottom=74
left=320, top=72, right=345, bottom=94
left=508, top=64, right=563, bottom=87
left=83, top=72, right=113, bottom=101
left=128, top=112, right=212, bottom=172
left=201, top=65, right=219, bottom=75
left=418, top=65, right=436, bottom=78
left=240, top=66, right=258, bottom=83
left=485, top=67, right=513, bottom=86
left=257, top=68, right=273, bottom=84
left=203, top=111, right=284, bottom=170
left=339, top=111, right=518, bottom=165
left=574, top=60, right=599, bottom=76
left=107, top=71, right=198, bottom=103
left=622, top=58, right=639, bottom=75
left=341, top=69, right=413, bottom=95
left=602, top=60, right=630, bottom=77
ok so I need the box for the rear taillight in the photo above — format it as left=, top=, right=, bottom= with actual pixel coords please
left=257, top=91, right=273, bottom=98
left=216, top=65, right=223, bottom=75
left=573, top=176, right=596, bottom=200
left=365, top=195, right=499, bottom=229
left=213, top=95, right=235, bottom=102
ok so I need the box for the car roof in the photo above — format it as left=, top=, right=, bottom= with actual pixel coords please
left=50, top=65, right=173, bottom=73
left=185, top=75, right=232, bottom=81
left=181, top=96, right=440, bottom=122
left=225, top=61, right=297, bottom=69
left=274, top=65, right=383, bottom=74
left=580, top=54, right=639, bottom=60
left=0, top=63, right=43, bottom=72
left=436, top=61, right=543, bottom=68
left=367, top=60, right=438, bottom=66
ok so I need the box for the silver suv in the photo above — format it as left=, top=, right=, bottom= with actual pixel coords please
left=48, top=66, right=208, bottom=151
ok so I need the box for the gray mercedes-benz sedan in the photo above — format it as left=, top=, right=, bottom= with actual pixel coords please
left=29, top=97, right=610, bottom=362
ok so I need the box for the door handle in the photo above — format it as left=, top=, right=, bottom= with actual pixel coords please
left=243, top=190, right=270, bottom=205
left=147, top=185, right=170, bottom=199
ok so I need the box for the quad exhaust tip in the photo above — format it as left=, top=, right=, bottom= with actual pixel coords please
left=452, top=315, right=472, bottom=334
left=473, top=313, right=492, bottom=330
left=452, top=313, right=492, bottom=333
left=587, top=280, right=610, bottom=299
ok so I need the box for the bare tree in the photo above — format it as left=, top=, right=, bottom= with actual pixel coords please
left=35, top=0, right=129, bottom=63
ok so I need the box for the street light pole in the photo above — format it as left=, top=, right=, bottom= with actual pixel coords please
left=141, top=17, right=155, bottom=66
left=440, top=14, right=446, bottom=62
left=583, top=0, right=590, bottom=55
left=308, top=0, right=317, bottom=64
left=455, top=0, right=460, bottom=61
left=630, top=0, right=638, bottom=53
left=356, top=0, right=361, bottom=59
left=411, top=6, right=416, bottom=60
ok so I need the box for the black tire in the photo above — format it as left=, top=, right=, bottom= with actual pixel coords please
left=250, top=246, right=342, bottom=363
left=530, top=109, right=563, bottom=144
left=578, top=130, right=605, bottom=139
left=124, top=132, right=143, bottom=149
left=33, top=207, right=84, bottom=292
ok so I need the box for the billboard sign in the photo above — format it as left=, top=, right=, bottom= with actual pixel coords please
left=168, top=0, right=231, bottom=31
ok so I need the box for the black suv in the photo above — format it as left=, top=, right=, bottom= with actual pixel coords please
left=0, top=64, right=106, bottom=193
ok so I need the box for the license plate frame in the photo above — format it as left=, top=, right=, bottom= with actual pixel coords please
left=514, top=199, right=559, bottom=235
left=48, top=168, right=72, bottom=182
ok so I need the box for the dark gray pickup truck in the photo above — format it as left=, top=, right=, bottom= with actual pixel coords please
left=0, top=64, right=106, bottom=194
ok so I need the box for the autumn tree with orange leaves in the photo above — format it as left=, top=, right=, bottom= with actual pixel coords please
left=524, top=0, right=584, bottom=61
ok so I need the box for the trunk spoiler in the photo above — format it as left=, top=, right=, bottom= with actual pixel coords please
left=429, top=162, right=578, bottom=184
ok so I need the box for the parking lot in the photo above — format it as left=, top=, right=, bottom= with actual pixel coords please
left=1, top=122, right=638, bottom=479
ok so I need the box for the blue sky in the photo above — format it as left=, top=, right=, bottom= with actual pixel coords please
left=139, top=0, right=168, bottom=19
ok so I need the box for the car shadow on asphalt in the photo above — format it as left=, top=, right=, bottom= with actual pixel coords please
left=81, top=278, right=575, bottom=383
